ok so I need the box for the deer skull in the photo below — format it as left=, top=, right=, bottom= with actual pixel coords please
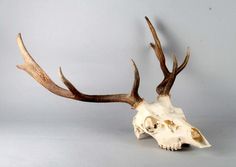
left=16, top=16, right=211, bottom=151
left=133, top=96, right=211, bottom=150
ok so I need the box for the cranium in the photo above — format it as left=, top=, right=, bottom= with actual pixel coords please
left=133, top=96, right=211, bottom=151
left=16, top=16, right=211, bottom=151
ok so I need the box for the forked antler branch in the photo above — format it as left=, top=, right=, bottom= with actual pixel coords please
left=16, top=33, right=143, bottom=108
left=145, top=16, right=190, bottom=96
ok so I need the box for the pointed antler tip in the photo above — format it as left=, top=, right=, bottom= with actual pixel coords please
left=58, top=67, right=63, bottom=77
left=58, top=67, right=68, bottom=85
left=172, top=55, right=178, bottom=72
left=130, top=59, right=139, bottom=78
left=130, top=58, right=134, bottom=63
left=185, top=48, right=191, bottom=60
left=145, top=16, right=150, bottom=22
left=16, top=64, right=24, bottom=70
left=130, top=59, right=137, bottom=69
left=17, top=33, right=22, bottom=40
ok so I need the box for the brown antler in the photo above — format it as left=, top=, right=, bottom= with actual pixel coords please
left=16, top=33, right=143, bottom=108
left=145, top=16, right=190, bottom=96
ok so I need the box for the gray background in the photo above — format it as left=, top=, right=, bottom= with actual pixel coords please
left=0, top=0, right=236, bottom=166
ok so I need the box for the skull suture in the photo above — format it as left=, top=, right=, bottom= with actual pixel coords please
left=133, top=96, right=211, bottom=150
left=17, top=16, right=211, bottom=151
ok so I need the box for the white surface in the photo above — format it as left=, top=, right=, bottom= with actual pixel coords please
left=0, top=0, right=236, bottom=166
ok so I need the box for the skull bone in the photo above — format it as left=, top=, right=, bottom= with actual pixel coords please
left=132, top=96, right=211, bottom=151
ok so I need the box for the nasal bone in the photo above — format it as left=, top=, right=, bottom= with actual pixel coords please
left=190, top=128, right=211, bottom=148
left=191, top=138, right=211, bottom=148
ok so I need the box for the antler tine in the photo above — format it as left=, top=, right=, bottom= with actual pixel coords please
left=163, top=55, right=178, bottom=94
left=58, top=61, right=142, bottom=107
left=17, top=34, right=143, bottom=108
left=17, top=33, right=75, bottom=99
left=145, top=16, right=170, bottom=76
left=176, top=47, right=190, bottom=75
left=145, top=17, right=190, bottom=96
left=130, top=59, right=140, bottom=98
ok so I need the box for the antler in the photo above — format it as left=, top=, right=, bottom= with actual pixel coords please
left=145, top=16, right=190, bottom=96
left=16, top=33, right=143, bottom=108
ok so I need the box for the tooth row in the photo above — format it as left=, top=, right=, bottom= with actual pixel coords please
left=159, top=143, right=182, bottom=151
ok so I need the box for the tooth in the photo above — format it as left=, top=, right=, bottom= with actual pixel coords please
left=178, top=142, right=181, bottom=149
left=175, top=144, right=179, bottom=150
left=174, top=144, right=177, bottom=150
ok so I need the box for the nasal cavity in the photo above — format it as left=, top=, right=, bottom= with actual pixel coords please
left=191, top=128, right=203, bottom=142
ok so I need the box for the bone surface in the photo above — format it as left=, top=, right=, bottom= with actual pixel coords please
left=133, top=96, right=211, bottom=150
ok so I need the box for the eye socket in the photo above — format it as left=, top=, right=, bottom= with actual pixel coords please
left=144, top=116, right=159, bottom=133
left=153, top=123, right=158, bottom=129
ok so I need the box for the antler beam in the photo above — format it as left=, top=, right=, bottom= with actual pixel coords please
left=16, top=33, right=143, bottom=108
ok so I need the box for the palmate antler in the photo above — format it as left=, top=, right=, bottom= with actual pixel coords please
left=16, top=33, right=143, bottom=108
left=145, top=16, right=190, bottom=95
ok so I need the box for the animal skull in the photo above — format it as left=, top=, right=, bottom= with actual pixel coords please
left=16, top=16, right=211, bottom=151
left=133, top=96, right=211, bottom=150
